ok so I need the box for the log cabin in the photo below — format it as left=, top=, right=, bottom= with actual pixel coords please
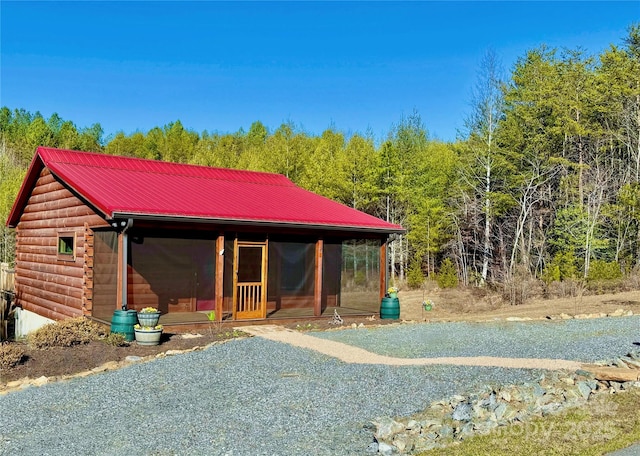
left=6, top=147, right=403, bottom=333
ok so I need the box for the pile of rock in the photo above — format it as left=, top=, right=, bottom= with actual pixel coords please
left=546, top=308, right=633, bottom=320
left=368, top=351, right=640, bottom=455
left=596, top=352, right=640, bottom=369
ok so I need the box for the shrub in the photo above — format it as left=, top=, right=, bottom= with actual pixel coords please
left=542, top=250, right=578, bottom=284
left=102, top=332, right=129, bottom=347
left=541, top=263, right=561, bottom=285
left=437, top=258, right=458, bottom=289
left=502, top=266, right=539, bottom=305
left=28, top=317, right=106, bottom=349
left=587, top=260, right=622, bottom=282
left=623, top=265, right=640, bottom=289
left=586, top=260, right=624, bottom=294
left=407, top=257, right=425, bottom=289
left=0, top=343, right=26, bottom=369
left=353, top=270, right=367, bottom=287
left=547, top=278, right=586, bottom=299
left=556, top=250, right=578, bottom=280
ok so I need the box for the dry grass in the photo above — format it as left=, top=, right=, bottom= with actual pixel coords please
left=419, top=389, right=640, bottom=456
left=398, top=282, right=640, bottom=323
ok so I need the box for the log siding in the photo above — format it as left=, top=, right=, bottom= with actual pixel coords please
left=82, top=224, right=95, bottom=316
left=15, top=168, right=108, bottom=321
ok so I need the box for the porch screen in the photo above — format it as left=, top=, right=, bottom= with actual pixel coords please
left=129, top=236, right=216, bottom=313
left=338, top=239, right=380, bottom=313
left=92, top=231, right=118, bottom=320
left=267, top=241, right=315, bottom=311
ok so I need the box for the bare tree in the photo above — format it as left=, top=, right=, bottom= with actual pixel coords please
left=462, top=49, right=506, bottom=284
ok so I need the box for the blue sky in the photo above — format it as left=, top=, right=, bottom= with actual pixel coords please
left=1, top=1, right=638, bottom=143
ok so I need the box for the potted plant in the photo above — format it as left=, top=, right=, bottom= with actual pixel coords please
left=137, top=307, right=161, bottom=328
left=134, top=324, right=163, bottom=346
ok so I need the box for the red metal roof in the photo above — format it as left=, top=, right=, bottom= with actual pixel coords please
left=7, top=147, right=403, bottom=234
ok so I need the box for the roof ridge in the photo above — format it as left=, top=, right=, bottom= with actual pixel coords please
left=39, top=147, right=295, bottom=187
left=52, top=161, right=298, bottom=188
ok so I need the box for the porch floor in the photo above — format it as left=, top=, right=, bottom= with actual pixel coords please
left=156, top=306, right=376, bottom=332
left=93, top=306, right=378, bottom=333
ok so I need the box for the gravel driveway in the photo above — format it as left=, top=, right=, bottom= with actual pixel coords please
left=1, top=317, right=638, bottom=455
left=312, top=316, right=640, bottom=363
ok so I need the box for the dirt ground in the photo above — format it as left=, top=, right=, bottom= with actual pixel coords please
left=398, top=287, right=640, bottom=322
left=1, top=329, right=227, bottom=384
left=2, top=287, right=639, bottom=385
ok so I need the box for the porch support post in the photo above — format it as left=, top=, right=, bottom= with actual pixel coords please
left=215, top=233, right=225, bottom=322
left=379, top=239, right=387, bottom=301
left=116, top=219, right=133, bottom=311
left=314, top=238, right=323, bottom=317
left=116, top=231, right=124, bottom=310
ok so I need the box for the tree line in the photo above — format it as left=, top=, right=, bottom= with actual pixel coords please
left=1, top=24, right=638, bottom=294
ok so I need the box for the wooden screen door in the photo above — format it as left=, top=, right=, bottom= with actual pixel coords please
left=232, top=240, right=268, bottom=320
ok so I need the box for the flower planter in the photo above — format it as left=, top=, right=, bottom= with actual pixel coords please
left=137, top=311, right=161, bottom=328
left=389, top=292, right=398, bottom=299
left=134, top=327, right=163, bottom=346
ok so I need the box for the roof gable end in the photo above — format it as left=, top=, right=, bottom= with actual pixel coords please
left=6, top=151, right=47, bottom=228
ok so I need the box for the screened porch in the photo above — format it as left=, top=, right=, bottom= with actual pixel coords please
left=90, top=228, right=384, bottom=325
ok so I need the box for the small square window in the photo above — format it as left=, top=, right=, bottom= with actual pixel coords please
left=57, top=232, right=76, bottom=260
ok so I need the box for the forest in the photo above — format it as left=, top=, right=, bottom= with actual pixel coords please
left=1, top=25, right=639, bottom=298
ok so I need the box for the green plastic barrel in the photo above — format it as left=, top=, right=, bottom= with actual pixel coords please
left=380, top=297, right=400, bottom=319
left=110, top=310, right=137, bottom=341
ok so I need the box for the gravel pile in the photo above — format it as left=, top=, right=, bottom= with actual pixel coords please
left=312, top=316, right=640, bottom=363
left=1, top=317, right=637, bottom=455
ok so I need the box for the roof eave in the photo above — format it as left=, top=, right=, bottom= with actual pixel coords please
left=111, top=212, right=405, bottom=235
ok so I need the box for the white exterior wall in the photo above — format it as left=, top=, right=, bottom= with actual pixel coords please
left=14, top=307, right=54, bottom=339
